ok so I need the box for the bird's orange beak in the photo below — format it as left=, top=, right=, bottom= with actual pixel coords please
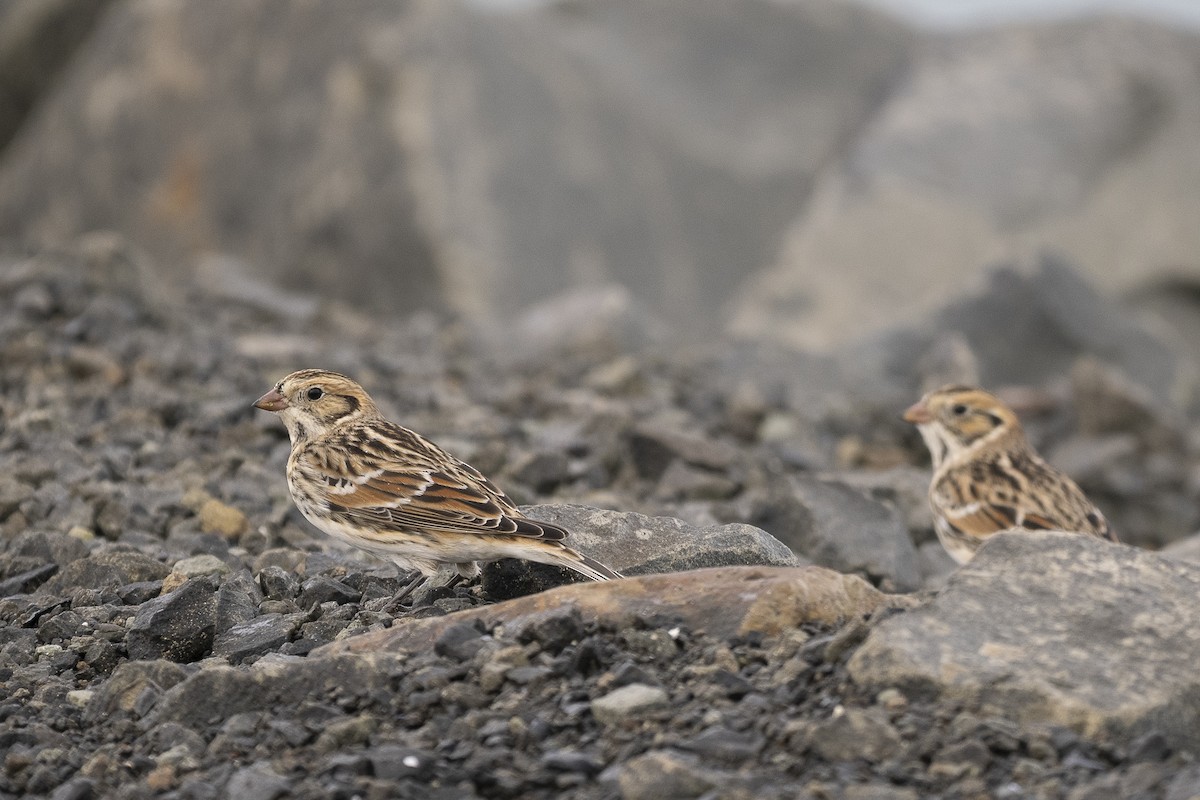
left=902, top=401, right=932, bottom=425
left=253, top=388, right=288, bottom=412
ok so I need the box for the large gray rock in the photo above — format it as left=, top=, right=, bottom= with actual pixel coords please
left=750, top=475, right=921, bottom=592
left=524, top=503, right=796, bottom=575
left=1161, top=533, right=1200, bottom=565
left=0, top=0, right=912, bottom=335
left=848, top=531, right=1200, bottom=749
left=730, top=17, right=1200, bottom=351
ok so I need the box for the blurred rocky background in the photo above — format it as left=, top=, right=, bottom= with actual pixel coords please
left=4, top=1, right=1200, bottom=798
left=2, top=0, right=1198, bottom=347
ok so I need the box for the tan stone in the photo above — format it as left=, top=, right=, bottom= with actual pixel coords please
left=160, top=572, right=187, bottom=594
left=198, top=498, right=247, bottom=539
left=145, top=764, right=177, bottom=792
left=319, top=565, right=911, bottom=658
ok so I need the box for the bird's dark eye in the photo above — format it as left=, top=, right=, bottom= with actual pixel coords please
left=951, top=404, right=968, bottom=416
left=307, top=387, right=324, bottom=401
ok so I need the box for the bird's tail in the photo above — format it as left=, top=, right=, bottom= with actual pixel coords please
left=562, top=548, right=623, bottom=581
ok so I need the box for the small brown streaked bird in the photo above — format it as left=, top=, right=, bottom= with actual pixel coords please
left=254, top=369, right=621, bottom=601
left=903, top=384, right=1116, bottom=564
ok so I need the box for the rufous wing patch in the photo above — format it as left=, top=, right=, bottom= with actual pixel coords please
left=942, top=502, right=1018, bottom=538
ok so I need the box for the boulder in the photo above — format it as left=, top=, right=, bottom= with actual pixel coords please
left=479, top=504, right=797, bottom=598
left=730, top=17, right=1200, bottom=351
left=848, top=531, right=1200, bottom=749
left=0, top=0, right=912, bottom=335
left=1161, top=533, right=1200, bottom=565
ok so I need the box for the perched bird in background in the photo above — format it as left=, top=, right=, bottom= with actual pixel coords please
left=903, top=384, right=1115, bottom=564
left=254, top=369, right=621, bottom=602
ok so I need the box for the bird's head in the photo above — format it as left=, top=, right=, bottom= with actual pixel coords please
left=903, top=384, right=1022, bottom=469
left=254, top=369, right=378, bottom=444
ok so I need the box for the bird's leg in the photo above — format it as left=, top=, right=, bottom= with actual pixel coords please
left=454, top=561, right=481, bottom=581
left=440, top=562, right=482, bottom=595
left=423, top=563, right=478, bottom=595
left=440, top=574, right=466, bottom=592
left=381, top=570, right=428, bottom=613
left=382, top=563, right=478, bottom=612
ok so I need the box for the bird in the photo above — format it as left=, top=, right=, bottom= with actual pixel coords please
left=903, top=384, right=1115, bottom=564
left=253, top=369, right=622, bottom=603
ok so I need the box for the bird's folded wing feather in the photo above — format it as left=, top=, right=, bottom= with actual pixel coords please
left=934, top=470, right=1081, bottom=538
left=296, top=447, right=565, bottom=540
left=934, top=455, right=1114, bottom=541
left=937, top=500, right=1019, bottom=538
left=932, top=466, right=1061, bottom=539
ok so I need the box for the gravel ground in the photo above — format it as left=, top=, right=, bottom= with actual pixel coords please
left=2, top=245, right=1199, bottom=799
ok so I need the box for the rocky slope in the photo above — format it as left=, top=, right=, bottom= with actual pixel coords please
left=2, top=245, right=1200, bottom=798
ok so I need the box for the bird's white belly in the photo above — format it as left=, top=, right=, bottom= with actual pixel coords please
left=292, top=500, right=565, bottom=576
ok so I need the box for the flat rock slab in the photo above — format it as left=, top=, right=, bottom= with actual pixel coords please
left=481, top=503, right=799, bottom=598
left=522, top=503, right=798, bottom=574
left=323, top=565, right=908, bottom=657
left=848, top=531, right=1200, bottom=749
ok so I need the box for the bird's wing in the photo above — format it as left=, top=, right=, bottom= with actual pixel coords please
left=936, top=499, right=1019, bottom=538
left=933, top=453, right=1112, bottom=540
left=294, top=425, right=566, bottom=541
left=1011, top=452, right=1115, bottom=540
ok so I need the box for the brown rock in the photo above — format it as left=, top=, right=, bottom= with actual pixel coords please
left=144, top=764, right=176, bottom=792
left=160, top=572, right=187, bottom=594
left=618, top=749, right=717, bottom=800
left=198, top=498, right=247, bottom=539
left=320, top=565, right=911, bottom=657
